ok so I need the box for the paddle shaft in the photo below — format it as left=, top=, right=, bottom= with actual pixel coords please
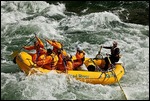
left=19, top=33, right=37, bottom=51
left=20, top=37, right=35, bottom=51
left=107, top=55, right=127, bottom=100
left=99, top=46, right=102, bottom=54
left=11, top=34, right=36, bottom=59
left=93, top=46, right=103, bottom=71
left=95, top=46, right=103, bottom=58
left=61, top=50, right=68, bottom=73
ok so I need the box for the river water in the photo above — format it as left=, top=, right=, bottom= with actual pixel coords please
left=1, top=1, right=149, bottom=100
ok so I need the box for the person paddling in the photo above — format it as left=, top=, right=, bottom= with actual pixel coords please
left=23, top=35, right=47, bottom=63
left=45, top=39, right=73, bottom=72
left=101, top=41, right=121, bottom=71
left=36, top=48, right=58, bottom=70
left=72, top=46, right=85, bottom=70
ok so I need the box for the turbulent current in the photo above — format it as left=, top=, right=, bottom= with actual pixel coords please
left=1, top=1, right=149, bottom=100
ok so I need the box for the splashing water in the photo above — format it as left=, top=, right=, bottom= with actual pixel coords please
left=1, top=1, right=149, bottom=100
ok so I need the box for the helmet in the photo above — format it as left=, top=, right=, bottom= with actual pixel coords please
left=113, top=41, right=118, bottom=45
left=76, top=45, right=82, bottom=51
left=47, top=48, right=52, bottom=54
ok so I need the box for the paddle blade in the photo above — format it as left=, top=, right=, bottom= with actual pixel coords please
left=11, top=50, right=19, bottom=58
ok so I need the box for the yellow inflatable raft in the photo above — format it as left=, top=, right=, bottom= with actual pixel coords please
left=15, top=51, right=125, bottom=85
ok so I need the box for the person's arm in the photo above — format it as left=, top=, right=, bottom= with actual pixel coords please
left=35, top=36, right=44, bottom=48
left=102, top=46, right=112, bottom=49
left=45, top=39, right=52, bottom=45
left=45, top=39, right=62, bottom=49
left=40, top=48, right=47, bottom=54
left=45, top=39, right=56, bottom=47
left=23, top=45, right=35, bottom=50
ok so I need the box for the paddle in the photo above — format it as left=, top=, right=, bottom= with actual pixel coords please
left=95, top=46, right=103, bottom=59
left=61, top=50, right=68, bottom=73
left=107, top=55, right=127, bottom=100
left=10, top=33, right=36, bottom=60
left=60, top=50, right=73, bottom=82
left=90, top=46, right=104, bottom=71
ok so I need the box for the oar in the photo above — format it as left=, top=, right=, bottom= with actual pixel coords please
left=60, top=50, right=73, bottom=82
left=107, top=55, right=127, bottom=100
left=61, top=50, right=68, bottom=73
left=95, top=46, right=103, bottom=59
left=91, top=46, right=104, bottom=71
left=10, top=33, right=36, bottom=59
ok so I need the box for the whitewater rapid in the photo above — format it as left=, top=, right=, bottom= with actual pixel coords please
left=1, top=1, right=149, bottom=100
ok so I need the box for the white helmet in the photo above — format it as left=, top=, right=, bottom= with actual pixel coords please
left=113, top=41, right=118, bottom=45
left=76, top=45, right=82, bottom=51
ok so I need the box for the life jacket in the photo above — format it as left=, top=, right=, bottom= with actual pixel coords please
left=71, top=50, right=85, bottom=69
left=56, top=61, right=73, bottom=71
left=56, top=54, right=73, bottom=71
left=50, top=53, right=59, bottom=69
left=75, top=50, right=85, bottom=61
left=73, top=60, right=83, bottom=69
left=111, top=47, right=120, bottom=57
left=23, top=38, right=46, bottom=63
left=31, top=48, right=47, bottom=63
left=57, top=49, right=68, bottom=62
left=66, top=61, right=73, bottom=70
left=36, top=53, right=58, bottom=70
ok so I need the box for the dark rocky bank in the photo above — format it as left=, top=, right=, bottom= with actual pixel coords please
left=45, top=1, right=149, bottom=26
